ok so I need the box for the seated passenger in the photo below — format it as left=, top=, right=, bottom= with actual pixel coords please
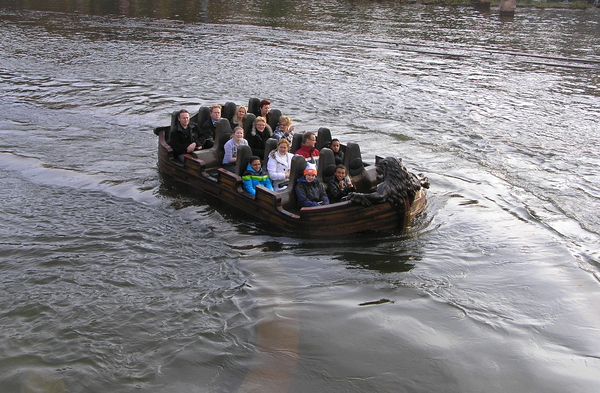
left=273, top=116, right=296, bottom=144
left=295, top=131, right=320, bottom=164
left=242, top=156, right=274, bottom=196
left=295, top=166, right=329, bottom=208
left=327, top=164, right=355, bottom=203
left=267, top=139, right=294, bottom=191
left=247, top=116, right=273, bottom=158
left=168, top=109, right=205, bottom=163
left=199, top=104, right=221, bottom=150
left=222, top=126, right=248, bottom=172
left=254, top=99, right=272, bottom=125
left=230, top=105, right=247, bottom=129
left=330, top=138, right=345, bottom=166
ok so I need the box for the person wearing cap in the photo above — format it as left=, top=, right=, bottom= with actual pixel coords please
left=295, top=166, right=329, bottom=208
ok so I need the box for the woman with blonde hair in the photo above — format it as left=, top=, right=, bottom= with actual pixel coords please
left=230, top=105, right=247, bottom=129
left=273, top=115, right=296, bottom=144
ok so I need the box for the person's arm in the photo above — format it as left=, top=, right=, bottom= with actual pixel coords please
left=295, top=183, right=318, bottom=207
left=168, top=130, right=189, bottom=156
left=196, top=122, right=211, bottom=146
left=241, top=174, right=256, bottom=196
left=261, top=177, right=274, bottom=191
left=223, top=141, right=234, bottom=164
left=320, top=184, right=330, bottom=205
left=267, top=157, right=285, bottom=181
left=327, top=179, right=342, bottom=202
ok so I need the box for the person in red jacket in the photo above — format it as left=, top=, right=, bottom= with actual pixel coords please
left=295, top=132, right=320, bottom=164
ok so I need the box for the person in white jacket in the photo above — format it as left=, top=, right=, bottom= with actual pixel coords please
left=267, top=139, right=294, bottom=190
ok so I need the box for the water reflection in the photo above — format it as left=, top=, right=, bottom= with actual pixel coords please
left=338, top=251, right=417, bottom=273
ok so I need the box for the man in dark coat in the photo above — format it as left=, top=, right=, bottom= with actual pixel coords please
left=168, top=109, right=207, bottom=162
left=198, top=104, right=220, bottom=150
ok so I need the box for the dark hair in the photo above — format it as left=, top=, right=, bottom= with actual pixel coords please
left=177, top=109, right=190, bottom=118
left=249, top=156, right=261, bottom=163
left=302, top=132, right=316, bottom=143
left=335, top=164, right=347, bottom=171
left=331, top=138, right=340, bottom=143
left=259, top=99, right=271, bottom=108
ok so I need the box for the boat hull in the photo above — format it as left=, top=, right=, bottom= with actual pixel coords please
left=154, top=127, right=426, bottom=237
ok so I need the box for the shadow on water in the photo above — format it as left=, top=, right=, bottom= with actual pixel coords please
left=337, top=251, right=417, bottom=273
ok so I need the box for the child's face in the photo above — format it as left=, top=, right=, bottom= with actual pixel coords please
left=330, top=141, right=340, bottom=152
left=305, top=174, right=316, bottom=182
left=250, top=160, right=261, bottom=170
left=335, top=168, right=346, bottom=181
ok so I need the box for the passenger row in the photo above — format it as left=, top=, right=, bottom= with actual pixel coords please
left=168, top=99, right=363, bottom=208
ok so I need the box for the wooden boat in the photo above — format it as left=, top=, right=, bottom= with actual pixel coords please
left=153, top=99, right=428, bottom=237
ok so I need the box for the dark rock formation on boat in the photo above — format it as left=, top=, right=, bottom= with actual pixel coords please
left=348, top=157, right=429, bottom=207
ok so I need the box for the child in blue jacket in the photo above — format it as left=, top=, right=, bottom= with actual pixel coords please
left=242, top=156, right=273, bottom=196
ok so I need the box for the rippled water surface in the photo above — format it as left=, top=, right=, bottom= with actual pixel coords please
left=1, top=1, right=599, bottom=392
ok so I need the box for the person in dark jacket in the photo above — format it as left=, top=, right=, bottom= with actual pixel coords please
left=198, top=104, right=221, bottom=150
left=168, top=109, right=206, bottom=163
left=242, top=156, right=273, bottom=196
left=327, top=164, right=355, bottom=203
left=295, top=167, right=329, bottom=208
left=329, top=139, right=345, bottom=166
left=247, top=116, right=273, bottom=159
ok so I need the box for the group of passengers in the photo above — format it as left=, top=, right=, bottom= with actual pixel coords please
left=169, top=101, right=355, bottom=208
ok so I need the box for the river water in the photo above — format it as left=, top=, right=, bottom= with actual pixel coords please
left=1, top=1, right=599, bottom=392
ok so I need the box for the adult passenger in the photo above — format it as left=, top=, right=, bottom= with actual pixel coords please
left=295, top=166, right=329, bottom=208
left=267, top=139, right=294, bottom=191
left=230, top=105, right=247, bottom=129
left=168, top=109, right=205, bottom=163
left=198, top=104, right=221, bottom=150
left=273, top=116, right=296, bottom=144
left=295, top=131, right=320, bottom=163
left=247, top=116, right=273, bottom=159
left=257, top=99, right=270, bottom=119
left=222, top=126, right=248, bottom=172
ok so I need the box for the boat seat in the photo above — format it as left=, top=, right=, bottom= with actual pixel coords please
left=248, top=97, right=260, bottom=116
left=263, top=138, right=278, bottom=168
left=243, top=113, right=256, bottom=139
left=221, top=101, right=237, bottom=123
left=280, top=154, right=307, bottom=211
left=317, top=147, right=336, bottom=185
left=344, top=142, right=377, bottom=191
left=190, top=118, right=232, bottom=168
left=235, top=144, right=254, bottom=177
left=345, top=142, right=363, bottom=177
left=268, top=109, right=282, bottom=131
left=167, top=110, right=182, bottom=143
left=196, top=106, right=210, bottom=129
left=290, top=132, right=303, bottom=154
left=316, top=127, right=332, bottom=151
left=217, top=128, right=232, bottom=166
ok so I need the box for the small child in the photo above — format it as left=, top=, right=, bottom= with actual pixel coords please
left=327, top=164, right=355, bottom=203
left=242, top=156, right=274, bottom=196
left=295, top=166, right=330, bottom=208
left=330, top=139, right=344, bottom=165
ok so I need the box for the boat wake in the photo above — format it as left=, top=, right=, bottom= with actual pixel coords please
left=0, top=152, right=160, bottom=206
